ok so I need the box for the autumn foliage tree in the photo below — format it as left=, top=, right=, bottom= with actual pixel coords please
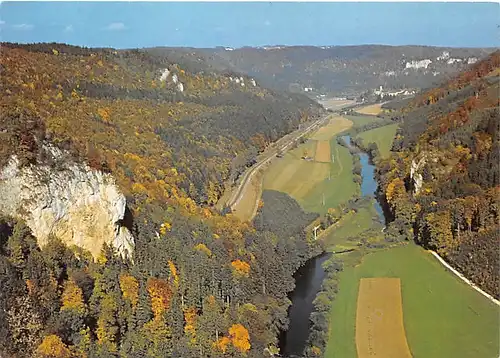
left=61, top=279, right=86, bottom=314
left=231, top=260, right=251, bottom=278
left=119, top=274, right=139, bottom=309
left=229, top=324, right=251, bottom=354
left=36, top=335, right=71, bottom=358
left=147, top=277, right=173, bottom=319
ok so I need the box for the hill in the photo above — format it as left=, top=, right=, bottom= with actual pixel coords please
left=378, top=51, right=500, bottom=298
left=0, top=42, right=323, bottom=358
left=144, top=45, right=494, bottom=97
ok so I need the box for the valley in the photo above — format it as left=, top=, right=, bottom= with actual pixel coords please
left=255, top=83, right=500, bottom=357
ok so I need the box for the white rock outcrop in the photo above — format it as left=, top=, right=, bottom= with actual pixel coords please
left=410, top=155, right=426, bottom=195
left=159, top=68, right=170, bottom=82
left=0, top=145, right=134, bottom=258
left=437, top=51, right=450, bottom=61
left=405, top=59, right=432, bottom=70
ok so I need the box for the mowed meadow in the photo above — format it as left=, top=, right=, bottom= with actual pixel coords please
left=356, top=123, right=399, bottom=158
left=325, top=244, right=500, bottom=358
left=262, top=116, right=357, bottom=215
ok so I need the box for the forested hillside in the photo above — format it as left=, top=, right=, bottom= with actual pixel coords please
left=378, top=51, right=500, bottom=297
left=145, top=45, right=494, bottom=96
left=0, top=43, right=323, bottom=357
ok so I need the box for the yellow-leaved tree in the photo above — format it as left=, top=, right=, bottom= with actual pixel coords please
left=119, top=274, right=139, bottom=309
left=213, top=336, right=230, bottom=353
left=231, top=260, right=250, bottom=278
left=229, top=323, right=251, bottom=353
left=61, top=279, right=86, bottom=314
left=168, top=260, right=180, bottom=288
left=184, top=306, right=197, bottom=344
left=36, top=335, right=71, bottom=358
left=147, top=277, right=173, bottom=319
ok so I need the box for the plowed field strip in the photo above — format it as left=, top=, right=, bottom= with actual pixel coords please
left=356, top=278, right=412, bottom=358
left=315, top=140, right=331, bottom=162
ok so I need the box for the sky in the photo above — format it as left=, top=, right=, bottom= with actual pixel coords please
left=0, top=2, right=498, bottom=49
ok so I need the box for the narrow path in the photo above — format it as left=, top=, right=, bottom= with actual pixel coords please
left=429, top=251, right=500, bottom=306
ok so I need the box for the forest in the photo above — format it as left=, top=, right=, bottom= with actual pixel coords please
left=146, top=45, right=494, bottom=96
left=378, top=51, right=500, bottom=297
left=0, top=43, right=324, bottom=357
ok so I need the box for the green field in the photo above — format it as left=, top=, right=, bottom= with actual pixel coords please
left=263, top=138, right=358, bottom=215
left=344, top=114, right=384, bottom=129
left=322, top=204, right=381, bottom=251
left=356, top=123, right=399, bottom=158
left=325, top=244, right=500, bottom=358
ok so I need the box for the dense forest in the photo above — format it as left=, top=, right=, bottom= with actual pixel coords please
left=145, top=45, right=494, bottom=96
left=0, top=43, right=324, bottom=357
left=377, top=51, right=500, bottom=297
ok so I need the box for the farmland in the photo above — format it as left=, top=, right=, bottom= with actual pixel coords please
left=344, top=114, right=384, bottom=129
left=262, top=138, right=357, bottom=215
left=261, top=116, right=356, bottom=215
left=325, top=244, right=500, bottom=358
left=225, top=117, right=324, bottom=222
left=355, top=278, right=412, bottom=358
left=231, top=164, right=266, bottom=221
left=314, top=140, right=331, bottom=163
left=355, top=103, right=383, bottom=116
left=319, top=98, right=356, bottom=110
left=356, top=123, right=399, bottom=158
left=310, top=116, right=352, bottom=140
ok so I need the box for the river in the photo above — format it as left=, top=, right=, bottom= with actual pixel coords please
left=279, top=135, right=383, bottom=357
left=343, top=135, right=384, bottom=222
left=279, top=253, right=330, bottom=357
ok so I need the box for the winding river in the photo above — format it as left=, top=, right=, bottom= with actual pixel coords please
left=343, top=135, right=384, bottom=222
left=279, top=134, right=383, bottom=357
left=279, top=253, right=331, bottom=357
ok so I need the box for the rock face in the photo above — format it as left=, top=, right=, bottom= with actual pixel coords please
left=0, top=145, right=134, bottom=258
left=410, top=155, right=426, bottom=195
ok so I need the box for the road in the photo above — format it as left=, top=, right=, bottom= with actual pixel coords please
left=227, top=115, right=328, bottom=211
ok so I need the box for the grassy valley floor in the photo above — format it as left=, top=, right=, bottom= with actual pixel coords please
left=325, top=244, right=500, bottom=358
left=344, top=114, right=385, bottom=129
left=262, top=117, right=357, bottom=215
left=356, top=123, right=399, bottom=158
left=354, top=103, right=383, bottom=116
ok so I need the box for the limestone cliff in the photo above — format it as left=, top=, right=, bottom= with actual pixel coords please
left=410, top=155, right=426, bottom=195
left=0, top=144, right=134, bottom=258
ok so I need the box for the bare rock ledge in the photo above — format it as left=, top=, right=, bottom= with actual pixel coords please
left=0, top=145, right=134, bottom=258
